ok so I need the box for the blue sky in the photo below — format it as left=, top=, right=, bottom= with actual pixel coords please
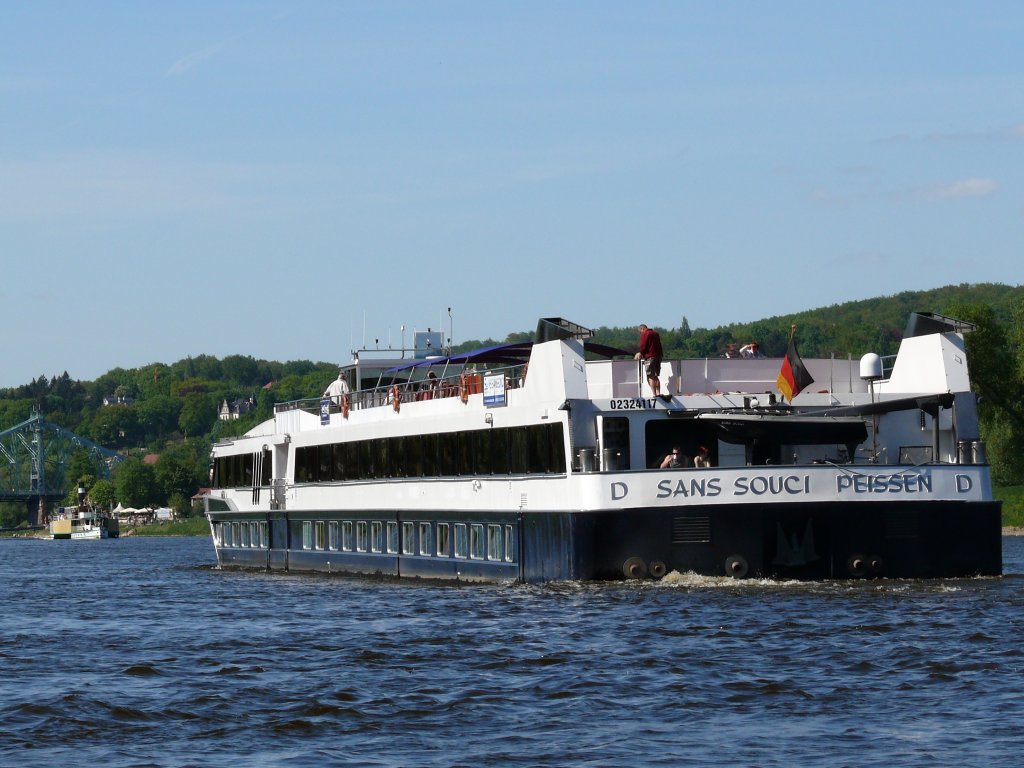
left=2, top=2, right=1021, bottom=387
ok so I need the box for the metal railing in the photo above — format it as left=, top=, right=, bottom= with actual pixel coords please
left=275, top=363, right=529, bottom=416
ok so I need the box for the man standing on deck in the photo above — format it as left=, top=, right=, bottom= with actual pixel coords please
left=635, top=324, right=665, bottom=399
left=324, top=372, right=351, bottom=405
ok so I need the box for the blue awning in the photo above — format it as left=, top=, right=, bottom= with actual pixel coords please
left=382, top=340, right=630, bottom=375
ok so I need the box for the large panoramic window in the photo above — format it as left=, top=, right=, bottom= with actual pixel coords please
left=287, top=423, right=566, bottom=485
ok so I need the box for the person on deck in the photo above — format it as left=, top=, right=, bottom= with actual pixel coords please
left=660, top=447, right=688, bottom=469
left=323, top=372, right=351, bottom=405
left=635, top=324, right=665, bottom=399
left=694, top=445, right=713, bottom=468
left=739, top=342, right=762, bottom=359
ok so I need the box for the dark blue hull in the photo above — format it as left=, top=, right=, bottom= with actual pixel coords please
left=210, top=499, right=1002, bottom=581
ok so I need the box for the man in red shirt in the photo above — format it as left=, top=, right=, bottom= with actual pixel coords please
left=635, top=324, right=664, bottom=398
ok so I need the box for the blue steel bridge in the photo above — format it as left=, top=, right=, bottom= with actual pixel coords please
left=0, top=411, right=124, bottom=527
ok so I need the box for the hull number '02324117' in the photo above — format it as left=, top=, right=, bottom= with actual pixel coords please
left=610, top=398, right=658, bottom=410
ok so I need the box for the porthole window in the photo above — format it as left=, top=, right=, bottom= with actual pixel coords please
left=454, top=524, right=468, bottom=558
left=503, top=525, right=514, bottom=562
left=486, top=524, right=501, bottom=560
left=386, top=521, right=399, bottom=554
left=436, top=523, right=451, bottom=557
left=371, top=521, right=383, bottom=553
left=419, top=522, right=432, bottom=556
left=470, top=524, right=485, bottom=559
left=402, top=522, right=415, bottom=554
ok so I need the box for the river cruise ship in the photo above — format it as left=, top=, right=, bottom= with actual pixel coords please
left=206, top=314, right=1001, bottom=581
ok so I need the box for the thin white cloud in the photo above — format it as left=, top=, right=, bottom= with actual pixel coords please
left=165, top=42, right=226, bottom=77
left=922, top=177, right=998, bottom=201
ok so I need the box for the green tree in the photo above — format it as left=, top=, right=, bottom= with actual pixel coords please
left=168, top=491, right=192, bottom=519
left=154, top=451, right=202, bottom=503
left=89, top=404, right=139, bottom=448
left=946, top=300, right=1024, bottom=484
left=137, top=395, right=182, bottom=442
left=66, top=449, right=102, bottom=489
left=114, top=458, right=159, bottom=508
left=179, top=393, right=217, bottom=438
left=89, top=478, right=117, bottom=510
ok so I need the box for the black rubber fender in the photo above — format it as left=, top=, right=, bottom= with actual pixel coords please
left=622, top=556, right=648, bottom=579
left=724, top=554, right=748, bottom=579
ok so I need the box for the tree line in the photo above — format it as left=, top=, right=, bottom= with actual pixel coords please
left=1, top=282, right=1021, bottom=528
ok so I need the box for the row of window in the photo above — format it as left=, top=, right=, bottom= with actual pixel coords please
left=217, top=520, right=269, bottom=549
left=212, top=425, right=565, bottom=489
left=212, top=519, right=515, bottom=563
left=293, top=423, right=566, bottom=483
left=300, top=520, right=514, bottom=562
left=214, top=449, right=272, bottom=489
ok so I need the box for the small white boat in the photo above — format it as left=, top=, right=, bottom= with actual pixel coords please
left=50, top=506, right=120, bottom=540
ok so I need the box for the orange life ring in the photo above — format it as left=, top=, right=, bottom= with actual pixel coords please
left=341, top=394, right=350, bottom=419
left=391, top=384, right=401, bottom=412
left=459, top=374, right=469, bottom=403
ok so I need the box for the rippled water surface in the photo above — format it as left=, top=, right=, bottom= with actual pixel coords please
left=3, top=535, right=1024, bottom=767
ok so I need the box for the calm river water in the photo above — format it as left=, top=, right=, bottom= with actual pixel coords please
left=2, top=534, right=1024, bottom=767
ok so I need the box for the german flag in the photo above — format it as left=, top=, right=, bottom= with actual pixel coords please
left=777, top=325, right=814, bottom=401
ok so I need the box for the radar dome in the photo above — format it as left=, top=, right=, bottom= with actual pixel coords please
left=860, top=353, right=883, bottom=381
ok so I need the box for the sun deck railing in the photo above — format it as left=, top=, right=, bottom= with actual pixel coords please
left=274, top=363, right=529, bottom=416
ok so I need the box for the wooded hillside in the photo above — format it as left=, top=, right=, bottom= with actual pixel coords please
left=2, top=282, right=1021, bottom=527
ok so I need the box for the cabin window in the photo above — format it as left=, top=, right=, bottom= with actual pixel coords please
left=386, top=521, right=399, bottom=554
left=503, top=525, right=514, bottom=563
left=418, top=522, right=432, bottom=556
left=402, top=522, right=415, bottom=554
left=221, top=523, right=231, bottom=547
left=436, top=523, right=451, bottom=557
left=285, top=423, right=567, bottom=484
left=421, top=433, right=439, bottom=477
left=406, top=435, right=424, bottom=477
left=232, top=522, right=241, bottom=547
left=240, top=523, right=250, bottom=548
left=302, top=521, right=312, bottom=550
left=251, top=521, right=260, bottom=546
left=371, top=521, right=383, bottom=553
left=470, top=524, right=485, bottom=559
left=329, top=521, right=339, bottom=551
left=487, top=524, right=501, bottom=560
left=510, top=428, right=529, bottom=474
left=455, top=524, right=468, bottom=558
left=490, top=430, right=509, bottom=474
left=457, top=432, right=477, bottom=475
left=318, top=444, right=333, bottom=482
left=356, top=521, right=368, bottom=552
left=332, top=443, right=345, bottom=482
left=438, top=433, right=459, bottom=476
left=342, top=521, right=353, bottom=551
left=295, top=447, right=315, bottom=483
left=375, top=439, right=390, bottom=479
left=315, top=521, right=326, bottom=550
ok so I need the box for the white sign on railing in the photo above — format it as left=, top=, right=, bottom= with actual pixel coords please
left=483, top=374, right=506, bottom=407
